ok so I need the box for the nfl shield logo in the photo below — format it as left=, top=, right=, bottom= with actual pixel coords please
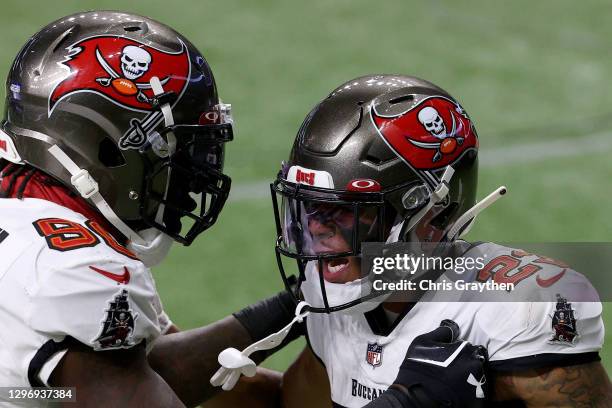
left=366, top=343, right=383, bottom=368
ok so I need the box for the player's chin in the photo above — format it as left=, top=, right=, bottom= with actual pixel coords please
left=322, top=257, right=361, bottom=283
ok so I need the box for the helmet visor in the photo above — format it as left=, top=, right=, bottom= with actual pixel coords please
left=272, top=179, right=387, bottom=259
left=279, top=197, right=382, bottom=257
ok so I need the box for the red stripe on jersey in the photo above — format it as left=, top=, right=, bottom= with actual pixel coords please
left=0, top=163, right=125, bottom=244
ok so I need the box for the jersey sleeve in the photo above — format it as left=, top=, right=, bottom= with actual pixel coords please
left=477, top=298, right=603, bottom=372
left=463, top=243, right=605, bottom=372
left=23, top=245, right=163, bottom=386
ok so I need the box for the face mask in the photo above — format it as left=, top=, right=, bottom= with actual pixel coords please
left=298, top=216, right=410, bottom=315
left=127, top=228, right=174, bottom=268
left=300, top=262, right=389, bottom=315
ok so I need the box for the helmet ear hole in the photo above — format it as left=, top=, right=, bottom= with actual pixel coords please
left=98, top=138, right=126, bottom=168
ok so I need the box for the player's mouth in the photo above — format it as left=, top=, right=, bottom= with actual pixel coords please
left=322, top=257, right=352, bottom=283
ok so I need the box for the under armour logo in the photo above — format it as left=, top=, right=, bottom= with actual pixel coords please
left=467, top=373, right=485, bottom=398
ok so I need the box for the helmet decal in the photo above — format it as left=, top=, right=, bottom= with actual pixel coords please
left=371, top=96, right=478, bottom=170
left=346, top=179, right=381, bottom=192
left=49, top=35, right=190, bottom=116
left=287, top=165, right=335, bottom=188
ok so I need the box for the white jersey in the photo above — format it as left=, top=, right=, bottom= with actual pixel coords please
left=0, top=198, right=171, bottom=400
left=306, top=242, right=604, bottom=408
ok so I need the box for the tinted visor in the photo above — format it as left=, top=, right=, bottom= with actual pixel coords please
left=272, top=179, right=387, bottom=259
left=280, top=198, right=381, bottom=257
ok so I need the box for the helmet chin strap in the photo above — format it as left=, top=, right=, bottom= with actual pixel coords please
left=402, top=165, right=455, bottom=235
left=47, top=144, right=146, bottom=245
left=446, top=186, right=507, bottom=241
left=46, top=77, right=178, bottom=247
left=149, top=76, right=177, bottom=225
left=400, top=166, right=506, bottom=243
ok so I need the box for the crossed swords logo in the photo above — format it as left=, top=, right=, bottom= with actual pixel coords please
left=95, top=47, right=170, bottom=105
left=92, top=47, right=170, bottom=150
left=119, top=109, right=165, bottom=150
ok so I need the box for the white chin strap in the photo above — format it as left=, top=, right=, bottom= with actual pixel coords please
left=149, top=76, right=176, bottom=225
left=47, top=144, right=146, bottom=246
left=402, top=166, right=506, bottom=242
left=446, top=186, right=507, bottom=240
left=210, top=301, right=310, bottom=391
left=404, top=165, right=455, bottom=233
left=46, top=77, right=178, bottom=249
left=48, top=142, right=174, bottom=267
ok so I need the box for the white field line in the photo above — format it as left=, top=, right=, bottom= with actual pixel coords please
left=229, top=131, right=612, bottom=202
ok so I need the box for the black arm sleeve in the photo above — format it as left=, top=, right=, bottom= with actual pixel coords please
left=232, top=290, right=305, bottom=362
left=488, top=352, right=600, bottom=373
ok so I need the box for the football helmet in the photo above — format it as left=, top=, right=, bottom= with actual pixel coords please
left=0, top=11, right=233, bottom=247
left=272, top=75, right=491, bottom=313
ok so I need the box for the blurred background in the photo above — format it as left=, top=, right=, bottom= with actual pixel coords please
left=1, top=0, right=610, bottom=376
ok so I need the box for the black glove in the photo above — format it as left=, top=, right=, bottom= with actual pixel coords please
left=388, top=319, right=488, bottom=408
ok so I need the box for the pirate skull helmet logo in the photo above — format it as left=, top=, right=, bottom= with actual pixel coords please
left=120, top=45, right=152, bottom=80
left=418, top=106, right=446, bottom=138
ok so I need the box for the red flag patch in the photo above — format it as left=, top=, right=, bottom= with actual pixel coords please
left=371, top=96, right=478, bottom=170
left=49, top=36, right=190, bottom=115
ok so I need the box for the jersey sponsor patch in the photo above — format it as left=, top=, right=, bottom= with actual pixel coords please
left=549, top=294, right=579, bottom=346
left=92, top=289, right=139, bottom=351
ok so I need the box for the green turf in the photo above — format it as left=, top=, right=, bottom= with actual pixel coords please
left=0, top=0, right=610, bottom=379
left=2, top=0, right=612, bottom=181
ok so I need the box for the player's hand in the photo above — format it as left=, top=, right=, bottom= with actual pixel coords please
left=390, top=319, right=488, bottom=408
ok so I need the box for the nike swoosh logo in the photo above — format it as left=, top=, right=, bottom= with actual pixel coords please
left=89, top=266, right=131, bottom=285
left=536, top=269, right=566, bottom=288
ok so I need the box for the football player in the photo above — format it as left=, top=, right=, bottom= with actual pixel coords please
left=0, top=11, right=306, bottom=407
left=0, top=12, right=493, bottom=408
left=265, top=75, right=611, bottom=407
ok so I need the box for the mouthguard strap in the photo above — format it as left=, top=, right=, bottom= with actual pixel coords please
left=210, top=301, right=310, bottom=390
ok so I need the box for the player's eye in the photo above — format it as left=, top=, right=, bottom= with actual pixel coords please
left=306, top=204, right=353, bottom=225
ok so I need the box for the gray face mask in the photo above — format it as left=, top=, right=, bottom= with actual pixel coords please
left=127, top=228, right=174, bottom=268
left=300, top=258, right=392, bottom=317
